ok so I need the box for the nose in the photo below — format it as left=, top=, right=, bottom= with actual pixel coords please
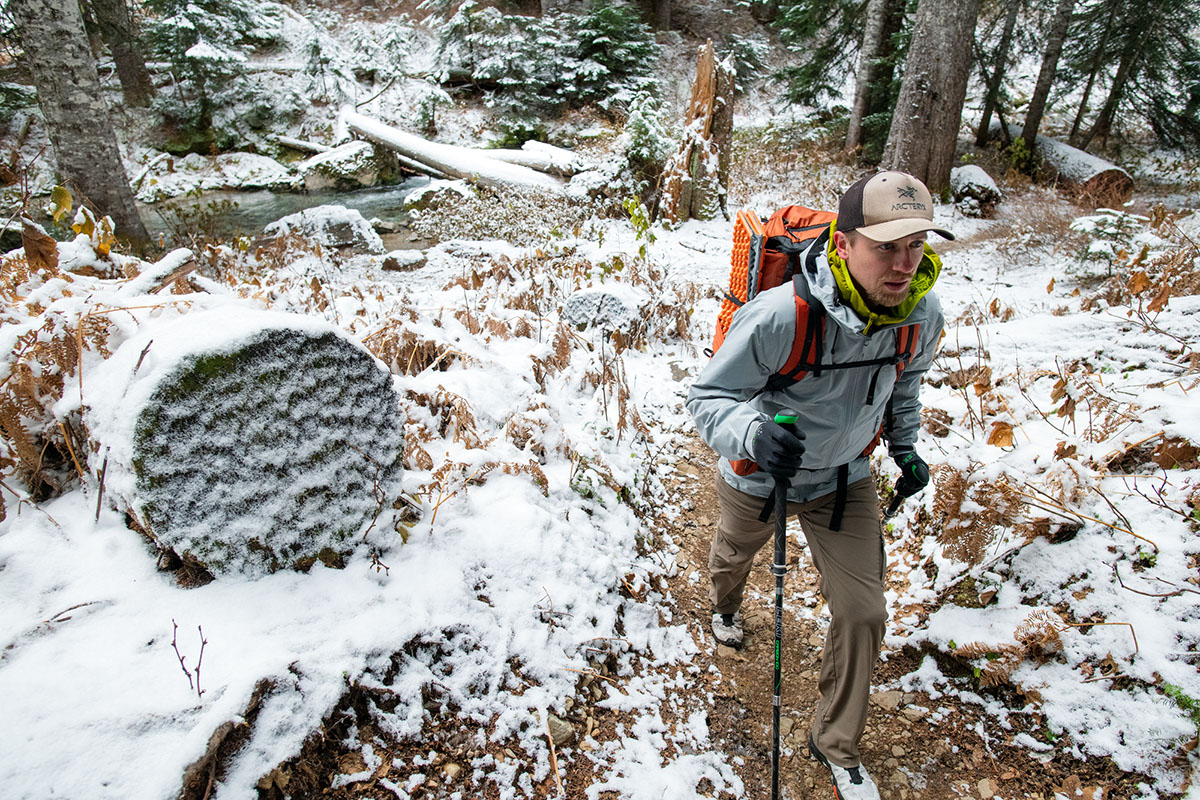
left=891, top=249, right=918, bottom=274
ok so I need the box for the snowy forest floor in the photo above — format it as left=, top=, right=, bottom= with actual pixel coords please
left=268, top=430, right=1144, bottom=800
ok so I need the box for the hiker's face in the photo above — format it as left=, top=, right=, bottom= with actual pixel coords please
left=835, top=230, right=926, bottom=310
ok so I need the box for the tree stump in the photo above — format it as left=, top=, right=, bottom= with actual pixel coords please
left=658, top=41, right=735, bottom=224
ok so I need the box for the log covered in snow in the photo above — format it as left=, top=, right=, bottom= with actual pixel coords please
left=478, top=140, right=592, bottom=178
left=85, top=307, right=406, bottom=578
left=276, top=135, right=332, bottom=154
left=341, top=110, right=565, bottom=192
left=991, top=121, right=1133, bottom=204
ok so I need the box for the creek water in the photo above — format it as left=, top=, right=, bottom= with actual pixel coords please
left=141, top=177, right=432, bottom=245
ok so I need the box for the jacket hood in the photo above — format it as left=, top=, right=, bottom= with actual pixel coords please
left=823, top=221, right=942, bottom=333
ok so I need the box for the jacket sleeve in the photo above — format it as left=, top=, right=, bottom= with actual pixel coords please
left=884, top=293, right=944, bottom=456
left=686, top=287, right=795, bottom=461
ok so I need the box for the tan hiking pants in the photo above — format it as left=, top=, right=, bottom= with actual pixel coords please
left=709, top=473, right=886, bottom=769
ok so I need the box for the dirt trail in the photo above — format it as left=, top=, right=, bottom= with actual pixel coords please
left=658, top=433, right=1126, bottom=800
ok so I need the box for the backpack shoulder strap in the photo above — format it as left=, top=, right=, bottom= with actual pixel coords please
left=762, top=272, right=825, bottom=392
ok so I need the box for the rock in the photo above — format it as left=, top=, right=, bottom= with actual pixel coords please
left=381, top=249, right=426, bottom=272
left=901, top=705, right=928, bottom=722
left=263, top=205, right=385, bottom=254
left=978, top=777, right=997, bottom=799
left=779, top=716, right=795, bottom=738
left=891, top=744, right=906, bottom=757
left=442, top=763, right=462, bottom=780
left=871, top=690, right=903, bottom=712
left=546, top=714, right=576, bottom=746
left=298, top=141, right=379, bottom=192
left=950, top=165, right=1002, bottom=218
left=561, top=287, right=649, bottom=335
left=370, top=217, right=400, bottom=234
left=403, top=179, right=475, bottom=212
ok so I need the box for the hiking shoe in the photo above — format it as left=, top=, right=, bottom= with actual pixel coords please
left=710, top=611, right=743, bottom=648
left=808, top=734, right=880, bottom=800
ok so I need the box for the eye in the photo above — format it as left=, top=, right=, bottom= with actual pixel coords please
left=909, top=239, right=925, bottom=249
left=877, top=242, right=895, bottom=252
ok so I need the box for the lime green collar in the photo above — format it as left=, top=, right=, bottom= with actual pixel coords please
left=825, top=221, right=942, bottom=332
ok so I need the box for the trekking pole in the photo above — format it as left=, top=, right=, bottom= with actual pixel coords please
left=770, top=413, right=799, bottom=800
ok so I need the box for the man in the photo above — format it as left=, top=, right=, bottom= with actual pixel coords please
left=686, top=171, right=951, bottom=800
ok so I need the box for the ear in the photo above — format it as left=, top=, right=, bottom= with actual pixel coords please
left=833, top=230, right=852, bottom=261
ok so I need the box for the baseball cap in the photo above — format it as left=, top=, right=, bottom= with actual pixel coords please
left=837, top=171, right=955, bottom=241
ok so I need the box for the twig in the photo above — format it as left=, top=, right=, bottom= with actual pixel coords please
left=1112, top=563, right=1200, bottom=598
left=563, top=667, right=618, bottom=685
left=95, top=452, right=109, bottom=523
left=1010, top=485, right=1158, bottom=552
left=544, top=713, right=565, bottom=797
left=1063, top=621, right=1138, bottom=656
left=43, top=601, right=99, bottom=624
left=58, top=422, right=85, bottom=480
left=194, top=626, right=207, bottom=700
left=171, top=620, right=194, bottom=692
left=1082, top=672, right=1128, bottom=683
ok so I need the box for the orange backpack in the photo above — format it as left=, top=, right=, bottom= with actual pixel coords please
left=712, top=205, right=837, bottom=353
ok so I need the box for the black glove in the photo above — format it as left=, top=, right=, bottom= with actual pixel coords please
left=894, top=451, right=929, bottom=498
left=750, top=419, right=805, bottom=478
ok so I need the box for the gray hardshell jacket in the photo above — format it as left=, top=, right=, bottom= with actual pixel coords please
left=687, top=238, right=944, bottom=503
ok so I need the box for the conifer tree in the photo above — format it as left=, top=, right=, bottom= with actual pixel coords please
left=142, top=0, right=282, bottom=147
left=1019, top=0, right=1076, bottom=146
left=1063, top=0, right=1200, bottom=149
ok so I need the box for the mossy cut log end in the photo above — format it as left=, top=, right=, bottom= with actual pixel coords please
left=96, top=315, right=405, bottom=578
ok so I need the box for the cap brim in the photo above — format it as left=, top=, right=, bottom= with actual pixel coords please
left=856, top=218, right=956, bottom=241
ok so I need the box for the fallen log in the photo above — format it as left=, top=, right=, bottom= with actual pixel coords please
left=341, top=110, right=564, bottom=192
left=991, top=121, right=1133, bottom=206
left=276, top=135, right=332, bottom=154
left=478, top=141, right=591, bottom=178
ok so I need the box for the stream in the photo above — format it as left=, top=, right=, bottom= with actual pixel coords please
left=140, top=177, right=432, bottom=246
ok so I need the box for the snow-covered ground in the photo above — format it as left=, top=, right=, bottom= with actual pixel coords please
left=2, top=177, right=1199, bottom=799
left=2, top=1, right=1200, bottom=797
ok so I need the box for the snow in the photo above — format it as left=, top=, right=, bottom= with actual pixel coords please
left=3, top=3, right=1200, bottom=797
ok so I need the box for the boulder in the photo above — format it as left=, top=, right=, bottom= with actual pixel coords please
left=561, top=286, right=649, bottom=334
left=381, top=250, right=426, bottom=272
left=298, top=141, right=379, bottom=192
left=262, top=205, right=385, bottom=253
left=85, top=307, right=406, bottom=578
left=402, top=179, right=474, bottom=212
left=950, top=165, right=1001, bottom=218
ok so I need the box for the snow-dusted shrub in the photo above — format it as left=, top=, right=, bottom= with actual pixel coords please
left=86, top=309, right=405, bottom=578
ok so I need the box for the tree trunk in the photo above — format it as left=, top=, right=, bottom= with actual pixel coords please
left=658, top=42, right=735, bottom=223
left=975, top=0, right=1021, bottom=146
left=1019, top=0, right=1076, bottom=146
left=846, top=0, right=889, bottom=152
left=652, top=0, right=671, bottom=31
left=88, top=0, right=154, bottom=107
left=1078, top=26, right=1146, bottom=151
left=8, top=0, right=149, bottom=250
left=883, top=0, right=984, bottom=192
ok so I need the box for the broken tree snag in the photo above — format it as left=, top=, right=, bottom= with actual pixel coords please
left=341, top=110, right=564, bottom=192
left=659, top=40, right=735, bottom=224
left=992, top=121, right=1134, bottom=206
left=85, top=308, right=406, bottom=578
